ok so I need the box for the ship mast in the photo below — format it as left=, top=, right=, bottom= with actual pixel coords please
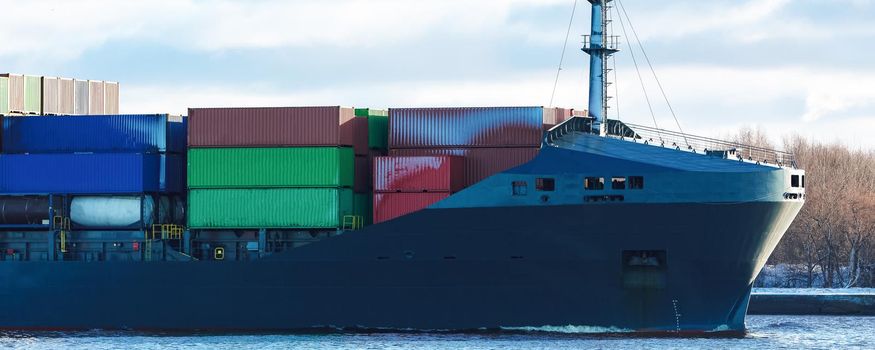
left=582, top=0, right=618, bottom=136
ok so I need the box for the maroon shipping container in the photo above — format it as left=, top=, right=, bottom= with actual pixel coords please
left=354, top=155, right=371, bottom=193
left=188, top=106, right=366, bottom=153
left=374, top=156, right=465, bottom=193
left=389, top=107, right=544, bottom=148
left=543, top=107, right=574, bottom=129
left=374, top=192, right=450, bottom=224
left=389, top=148, right=539, bottom=187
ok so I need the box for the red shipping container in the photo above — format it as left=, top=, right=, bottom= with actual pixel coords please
left=188, top=106, right=367, bottom=154
left=374, top=192, right=450, bottom=224
left=389, top=107, right=544, bottom=148
left=354, top=155, right=371, bottom=193
left=390, top=148, right=539, bottom=187
left=374, top=156, right=465, bottom=193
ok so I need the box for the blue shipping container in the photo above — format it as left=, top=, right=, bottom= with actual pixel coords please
left=0, top=153, right=183, bottom=194
left=1, top=114, right=186, bottom=154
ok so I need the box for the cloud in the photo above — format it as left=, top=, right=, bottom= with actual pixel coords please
left=618, top=0, right=874, bottom=44
left=120, top=62, right=875, bottom=149
left=0, top=0, right=568, bottom=61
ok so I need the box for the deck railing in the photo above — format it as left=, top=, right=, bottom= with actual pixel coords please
left=545, top=116, right=797, bottom=168
left=610, top=122, right=797, bottom=168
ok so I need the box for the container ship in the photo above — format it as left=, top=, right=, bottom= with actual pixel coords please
left=0, top=0, right=804, bottom=334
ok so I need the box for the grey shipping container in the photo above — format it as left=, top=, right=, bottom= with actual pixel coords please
left=74, top=80, right=89, bottom=115
left=58, top=78, right=75, bottom=115
left=88, top=81, right=105, bottom=114
left=41, top=77, right=60, bottom=115
left=104, top=82, right=119, bottom=114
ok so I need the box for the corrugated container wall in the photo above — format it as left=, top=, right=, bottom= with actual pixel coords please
left=373, top=192, right=449, bottom=224
left=389, top=148, right=539, bottom=187
left=2, top=115, right=185, bottom=154
left=388, top=107, right=544, bottom=148
left=374, top=156, right=465, bottom=192
left=58, top=78, right=75, bottom=114
left=23, top=75, right=41, bottom=114
left=0, top=153, right=177, bottom=194
left=73, top=80, right=89, bottom=115
left=188, top=107, right=364, bottom=152
left=41, top=77, right=59, bottom=115
left=88, top=81, right=105, bottom=114
left=2, top=74, right=25, bottom=113
left=104, top=82, right=119, bottom=114
left=0, top=77, right=7, bottom=114
left=187, top=188, right=354, bottom=229
left=187, top=147, right=354, bottom=188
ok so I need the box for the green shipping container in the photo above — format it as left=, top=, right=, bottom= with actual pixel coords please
left=187, top=147, right=354, bottom=188
left=354, top=108, right=388, bottom=117
left=0, top=77, right=8, bottom=114
left=188, top=188, right=354, bottom=229
left=354, top=192, right=373, bottom=226
left=23, top=75, right=41, bottom=114
left=355, top=109, right=388, bottom=150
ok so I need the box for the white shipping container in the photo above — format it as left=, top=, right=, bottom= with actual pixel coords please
left=1, top=73, right=25, bottom=113
left=88, top=80, right=105, bottom=114
left=104, top=81, right=119, bottom=114
left=41, top=76, right=60, bottom=115
left=58, top=78, right=75, bottom=115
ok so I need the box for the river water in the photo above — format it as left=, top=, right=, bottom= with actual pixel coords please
left=1, top=315, right=873, bottom=350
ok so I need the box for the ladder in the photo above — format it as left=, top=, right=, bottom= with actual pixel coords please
left=52, top=216, right=71, bottom=254
left=342, top=215, right=363, bottom=231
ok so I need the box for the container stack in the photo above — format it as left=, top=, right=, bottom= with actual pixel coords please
left=372, top=107, right=543, bottom=222
left=388, top=107, right=544, bottom=187
left=372, top=155, right=464, bottom=223
left=0, top=115, right=186, bottom=230
left=186, top=107, right=369, bottom=230
left=354, top=108, right=389, bottom=225
left=0, top=73, right=119, bottom=115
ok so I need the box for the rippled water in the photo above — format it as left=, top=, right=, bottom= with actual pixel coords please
left=1, top=316, right=873, bottom=350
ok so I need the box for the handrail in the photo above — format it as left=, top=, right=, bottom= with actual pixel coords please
left=610, top=122, right=797, bottom=168
left=544, top=116, right=797, bottom=168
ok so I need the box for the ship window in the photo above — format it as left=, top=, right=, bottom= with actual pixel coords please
left=611, top=177, right=626, bottom=190
left=536, top=178, right=555, bottom=191
left=584, top=177, right=604, bottom=190
left=629, top=176, right=644, bottom=190
left=791, top=175, right=800, bottom=188
left=512, top=181, right=528, bottom=196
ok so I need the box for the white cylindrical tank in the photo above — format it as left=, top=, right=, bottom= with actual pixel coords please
left=70, top=196, right=154, bottom=228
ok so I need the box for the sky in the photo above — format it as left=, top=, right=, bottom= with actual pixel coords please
left=2, top=0, right=873, bottom=149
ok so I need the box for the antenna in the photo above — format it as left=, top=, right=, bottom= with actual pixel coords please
left=582, top=0, right=619, bottom=136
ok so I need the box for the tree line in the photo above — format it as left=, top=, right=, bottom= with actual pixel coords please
left=734, top=128, right=875, bottom=288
